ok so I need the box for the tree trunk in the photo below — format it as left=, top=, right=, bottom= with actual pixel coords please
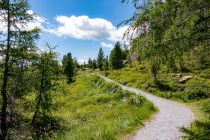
left=32, top=70, right=44, bottom=125
left=1, top=1, right=10, bottom=139
left=31, top=92, right=41, bottom=125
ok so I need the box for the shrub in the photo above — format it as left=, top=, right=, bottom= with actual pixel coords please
left=184, top=78, right=210, bottom=100
left=128, top=95, right=145, bottom=107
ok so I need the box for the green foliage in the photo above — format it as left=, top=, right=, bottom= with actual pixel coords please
left=103, top=57, right=109, bottom=76
left=110, top=42, right=124, bottom=69
left=182, top=99, right=210, bottom=140
left=150, top=58, right=160, bottom=81
left=104, top=61, right=210, bottom=139
left=121, top=49, right=129, bottom=60
left=92, top=59, right=97, bottom=70
left=125, top=0, right=210, bottom=74
left=97, top=48, right=104, bottom=71
left=62, top=52, right=75, bottom=83
left=0, top=0, right=40, bottom=139
left=3, top=71, right=156, bottom=139
left=50, top=73, right=156, bottom=140
left=32, top=47, right=60, bottom=129
left=104, top=62, right=210, bottom=102
left=88, top=58, right=93, bottom=68
left=184, top=78, right=210, bottom=100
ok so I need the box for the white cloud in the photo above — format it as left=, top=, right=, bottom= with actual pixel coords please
left=0, top=12, right=133, bottom=45
left=46, top=15, right=129, bottom=42
left=0, top=10, right=46, bottom=33
left=110, top=25, right=129, bottom=42
left=21, top=10, right=47, bottom=31
left=100, top=42, right=114, bottom=49
left=77, top=58, right=88, bottom=65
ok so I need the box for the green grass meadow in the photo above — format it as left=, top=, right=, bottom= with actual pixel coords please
left=12, top=71, right=156, bottom=140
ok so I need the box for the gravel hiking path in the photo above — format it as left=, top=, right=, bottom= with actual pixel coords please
left=98, top=75, right=196, bottom=140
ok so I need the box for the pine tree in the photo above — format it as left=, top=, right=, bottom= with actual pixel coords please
left=97, top=48, right=104, bottom=71
left=88, top=58, right=93, bottom=69
left=0, top=0, right=40, bottom=138
left=110, top=42, right=123, bottom=69
left=62, top=53, right=75, bottom=83
left=104, top=56, right=109, bottom=76
left=92, top=59, right=97, bottom=70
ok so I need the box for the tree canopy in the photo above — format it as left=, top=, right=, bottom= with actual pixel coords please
left=123, top=0, right=210, bottom=77
left=97, top=48, right=104, bottom=71
left=62, top=52, right=75, bottom=83
left=110, top=42, right=124, bottom=69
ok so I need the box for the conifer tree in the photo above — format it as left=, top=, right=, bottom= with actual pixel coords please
left=110, top=42, right=123, bottom=69
left=32, top=47, right=59, bottom=126
left=104, top=56, right=109, bottom=76
left=97, top=48, right=104, bottom=71
left=62, top=52, right=75, bottom=83
left=92, top=59, right=97, bottom=70
left=0, top=0, right=40, bottom=138
left=88, top=58, right=93, bottom=68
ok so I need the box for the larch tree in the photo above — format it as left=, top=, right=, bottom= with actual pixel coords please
left=32, top=46, right=59, bottom=127
left=0, top=0, right=40, bottom=139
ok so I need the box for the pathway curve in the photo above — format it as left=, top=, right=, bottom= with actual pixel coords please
left=98, top=75, right=196, bottom=140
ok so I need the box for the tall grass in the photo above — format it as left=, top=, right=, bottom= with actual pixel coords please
left=48, top=72, right=156, bottom=139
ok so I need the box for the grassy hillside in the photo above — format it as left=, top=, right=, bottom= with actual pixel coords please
left=10, top=71, right=156, bottom=140
left=101, top=62, right=210, bottom=139
left=103, top=62, right=210, bottom=102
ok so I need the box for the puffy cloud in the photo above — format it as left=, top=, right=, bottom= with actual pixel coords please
left=110, top=25, right=129, bottom=42
left=1, top=11, right=133, bottom=45
left=0, top=10, right=46, bottom=33
left=20, top=10, right=47, bottom=31
left=47, top=15, right=129, bottom=42
left=100, top=42, right=114, bottom=49
left=77, top=57, right=89, bottom=65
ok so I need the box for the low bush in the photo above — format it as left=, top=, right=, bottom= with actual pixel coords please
left=184, top=78, right=210, bottom=100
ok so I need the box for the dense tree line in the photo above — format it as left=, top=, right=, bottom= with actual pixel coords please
left=90, top=42, right=128, bottom=72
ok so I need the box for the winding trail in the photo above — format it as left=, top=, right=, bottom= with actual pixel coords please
left=98, top=75, right=196, bottom=140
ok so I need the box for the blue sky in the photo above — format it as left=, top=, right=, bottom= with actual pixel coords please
left=29, top=0, right=135, bottom=63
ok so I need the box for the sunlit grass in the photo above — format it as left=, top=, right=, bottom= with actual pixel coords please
left=102, top=62, right=210, bottom=102
left=102, top=62, right=210, bottom=140
left=48, top=72, right=156, bottom=140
